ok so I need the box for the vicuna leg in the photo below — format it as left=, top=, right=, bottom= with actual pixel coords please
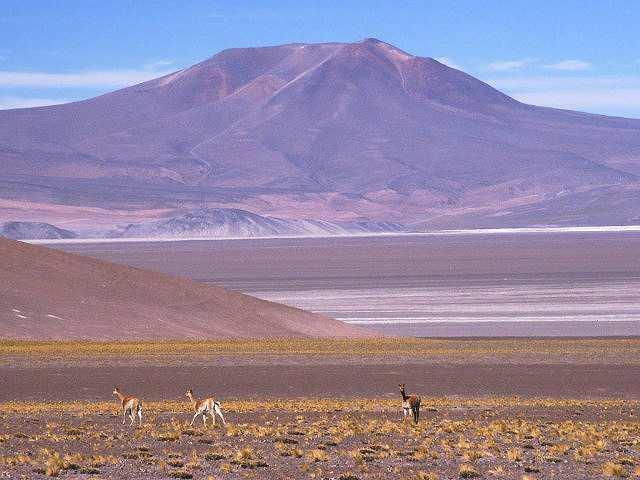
left=202, top=412, right=207, bottom=427
left=190, top=412, right=199, bottom=426
left=214, top=403, right=226, bottom=426
left=138, top=406, right=143, bottom=426
left=209, top=410, right=216, bottom=426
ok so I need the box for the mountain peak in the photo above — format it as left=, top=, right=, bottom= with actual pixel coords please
left=360, top=37, right=386, bottom=44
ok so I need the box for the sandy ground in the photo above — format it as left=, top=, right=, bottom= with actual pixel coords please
left=3, top=362, right=640, bottom=403
left=51, top=231, right=640, bottom=336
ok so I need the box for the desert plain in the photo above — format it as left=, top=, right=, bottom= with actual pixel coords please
left=2, top=231, right=640, bottom=478
left=2, top=338, right=640, bottom=479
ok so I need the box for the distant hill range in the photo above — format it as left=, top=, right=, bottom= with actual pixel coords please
left=110, top=208, right=407, bottom=238
left=0, top=209, right=406, bottom=239
left=0, top=237, right=370, bottom=339
left=0, top=221, right=76, bottom=240
left=1, top=38, right=639, bottom=233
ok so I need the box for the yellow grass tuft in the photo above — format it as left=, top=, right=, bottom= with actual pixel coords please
left=459, top=463, right=480, bottom=478
left=307, top=449, right=328, bottom=462
left=602, top=461, right=627, bottom=477
left=44, top=451, right=64, bottom=477
left=417, top=471, right=438, bottom=480
left=506, top=448, right=522, bottom=462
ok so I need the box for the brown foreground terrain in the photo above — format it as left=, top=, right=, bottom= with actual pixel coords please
left=2, top=339, right=640, bottom=479
left=0, top=238, right=368, bottom=339
left=1, top=398, right=639, bottom=480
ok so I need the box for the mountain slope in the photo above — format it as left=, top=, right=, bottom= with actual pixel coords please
left=1, top=38, right=639, bottom=229
left=0, top=237, right=371, bottom=339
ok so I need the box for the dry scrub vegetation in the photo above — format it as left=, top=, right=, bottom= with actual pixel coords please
left=1, top=397, right=639, bottom=479
left=2, top=338, right=640, bottom=365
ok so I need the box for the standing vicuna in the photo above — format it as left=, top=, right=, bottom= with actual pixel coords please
left=112, top=386, right=143, bottom=426
left=185, top=389, right=226, bottom=427
left=399, top=383, right=421, bottom=424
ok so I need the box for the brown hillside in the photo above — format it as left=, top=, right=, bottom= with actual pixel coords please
left=0, top=238, right=372, bottom=339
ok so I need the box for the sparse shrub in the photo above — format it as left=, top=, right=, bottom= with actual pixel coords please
left=204, top=451, right=227, bottom=461
left=338, top=475, right=359, bottom=480
left=507, top=448, right=522, bottom=461
left=463, top=450, right=484, bottom=462
left=169, top=470, right=193, bottom=479
left=62, top=453, right=83, bottom=470
left=417, top=471, right=438, bottom=480
left=602, top=462, right=627, bottom=477
left=459, top=463, right=480, bottom=478
left=44, top=452, right=64, bottom=477
left=307, top=449, right=328, bottom=462
left=349, top=450, right=364, bottom=465
left=79, top=467, right=100, bottom=474
left=234, top=447, right=254, bottom=461
left=155, top=432, right=180, bottom=441
left=186, top=450, right=201, bottom=469
left=412, top=446, right=430, bottom=461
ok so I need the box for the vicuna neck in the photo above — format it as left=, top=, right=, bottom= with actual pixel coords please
left=400, top=388, right=409, bottom=401
left=115, top=391, right=125, bottom=401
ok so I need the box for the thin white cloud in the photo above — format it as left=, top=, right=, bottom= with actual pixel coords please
left=487, top=58, right=536, bottom=71
left=0, top=68, right=175, bottom=88
left=0, top=96, right=71, bottom=110
left=544, top=59, right=592, bottom=71
left=489, top=75, right=640, bottom=90
left=512, top=89, right=640, bottom=111
left=485, top=75, right=640, bottom=116
left=143, top=59, right=175, bottom=71
left=434, top=57, right=461, bottom=70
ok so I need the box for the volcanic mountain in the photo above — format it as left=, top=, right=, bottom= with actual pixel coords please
left=1, top=38, right=639, bottom=231
left=0, top=237, right=370, bottom=339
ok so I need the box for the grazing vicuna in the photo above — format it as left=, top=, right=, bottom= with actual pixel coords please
left=399, top=383, right=421, bottom=424
left=185, top=389, right=226, bottom=427
left=112, top=386, right=142, bottom=426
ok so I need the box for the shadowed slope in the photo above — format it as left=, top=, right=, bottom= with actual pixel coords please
left=0, top=237, right=372, bottom=339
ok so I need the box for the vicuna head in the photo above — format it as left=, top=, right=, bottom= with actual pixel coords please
left=112, top=386, right=120, bottom=396
left=185, top=389, right=194, bottom=399
left=398, top=383, right=405, bottom=392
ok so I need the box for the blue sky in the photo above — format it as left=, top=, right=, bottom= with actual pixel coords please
left=1, top=0, right=639, bottom=117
